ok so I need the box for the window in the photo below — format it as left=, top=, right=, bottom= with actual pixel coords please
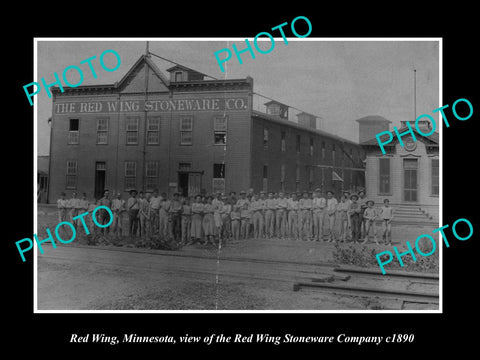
left=280, top=164, right=285, bottom=192
left=178, top=162, right=191, bottom=171
left=379, top=158, right=391, bottom=194
left=281, top=131, right=286, bottom=152
left=332, top=143, right=336, bottom=164
left=431, top=159, right=439, bottom=196
left=263, top=165, right=268, bottom=192
left=213, top=163, right=226, bottom=193
left=68, top=119, right=79, bottom=144
left=147, top=116, right=160, bottom=145
left=296, top=135, right=301, bottom=153
left=214, top=116, right=227, bottom=145
left=66, top=160, right=77, bottom=189
left=263, top=128, right=269, bottom=148
left=175, top=71, right=183, bottom=82
left=309, top=138, right=314, bottom=156
left=322, top=141, right=325, bottom=159
left=180, top=116, right=193, bottom=145
left=145, top=162, right=158, bottom=191
left=125, top=161, right=136, bottom=189
left=96, top=117, right=108, bottom=144
left=126, top=117, right=139, bottom=145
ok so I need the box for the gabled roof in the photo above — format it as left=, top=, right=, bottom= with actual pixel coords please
left=264, top=100, right=288, bottom=107
left=116, top=54, right=170, bottom=89
left=360, top=125, right=439, bottom=146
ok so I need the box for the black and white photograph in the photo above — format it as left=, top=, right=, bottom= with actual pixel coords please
left=6, top=6, right=480, bottom=355
left=35, top=39, right=440, bottom=311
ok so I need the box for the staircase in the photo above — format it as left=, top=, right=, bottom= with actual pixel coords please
left=390, top=205, right=439, bottom=226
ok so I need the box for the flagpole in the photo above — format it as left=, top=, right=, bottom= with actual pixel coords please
left=414, top=68, right=416, bottom=120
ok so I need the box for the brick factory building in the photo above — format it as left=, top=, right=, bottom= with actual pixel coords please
left=46, top=54, right=366, bottom=202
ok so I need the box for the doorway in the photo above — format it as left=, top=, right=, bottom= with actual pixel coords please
left=94, top=162, right=106, bottom=200
left=178, top=172, right=189, bottom=197
left=177, top=171, right=203, bottom=197
left=403, top=158, right=418, bottom=202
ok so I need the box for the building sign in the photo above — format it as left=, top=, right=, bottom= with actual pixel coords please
left=54, top=97, right=249, bottom=114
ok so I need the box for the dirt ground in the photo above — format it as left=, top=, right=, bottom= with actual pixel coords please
left=36, top=205, right=440, bottom=311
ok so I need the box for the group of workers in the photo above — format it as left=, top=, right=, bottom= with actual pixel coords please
left=56, top=187, right=394, bottom=246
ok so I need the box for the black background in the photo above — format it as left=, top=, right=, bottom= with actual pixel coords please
left=6, top=5, right=478, bottom=355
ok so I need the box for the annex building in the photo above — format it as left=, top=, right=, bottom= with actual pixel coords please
left=46, top=53, right=366, bottom=202
left=358, top=116, right=439, bottom=223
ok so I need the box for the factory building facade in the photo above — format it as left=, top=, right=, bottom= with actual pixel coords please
left=47, top=54, right=365, bottom=202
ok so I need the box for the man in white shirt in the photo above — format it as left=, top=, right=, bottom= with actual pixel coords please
left=149, top=189, right=162, bottom=235
left=326, top=190, right=338, bottom=242
left=275, top=192, right=288, bottom=239
left=111, top=192, right=125, bottom=237
left=67, top=192, right=80, bottom=229
left=57, top=192, right=67, bottom=223
left=127, top=189, right=140, bottom=238
left=159, top=192, right=171, bottom=238
left=312, top=188, right=326, bottom=242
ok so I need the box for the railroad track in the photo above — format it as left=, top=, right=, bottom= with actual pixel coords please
left=293, top=265, right=439, bottom=310
left=38, top=244, right=439, bottom=310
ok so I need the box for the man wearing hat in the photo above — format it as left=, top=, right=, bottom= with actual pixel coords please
left=251, top=193, right=265, bottom=239
left=159, top=192, right=171, bottom=238
left=275, top=192, right=288, bottom=239
left=98, top=190, right=112, bottom=234
left=169, top=192, right=183, bottom=242
left=287, top=192, right=300, bottom=240
left=236, top=190, right=250, bottom=238
left=264, top=192, right=277, bottom=239
left=66, top=192, right=80, bottom=230
left=236, top=190, right=249, bottom=208
left=299, top=191, right=312, bottom=240
left=111, top=192, right=126, bottom=237
left=57, top=192, right=67, bottom=223
left=127, top=189, right=140, bottom=238
left=149, top=189, right=162, bottom=235
left=312, top=188, right=326, bottom=241
left=219, top=195, right=232, bottom=241
left=362, top=199, right=379, bottom=245
left=357, top=189, right=369, bottom=240
left=212, top=192, right=224, bottom=239
left=325, top=190, right=338, bottom=242
left=348, top=193, right=361, bottom=243
left=342, top=190, right=352, bottom=240
left=228, top=191, right=237, bottom=206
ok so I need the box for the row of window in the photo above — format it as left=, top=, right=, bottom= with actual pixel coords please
left=262, top=127, right=360, bottom=165
left=66, top=115, right=227, bottom=146
left=64, top=160, right=226, bottom=190
left=261, top=164, right=357, bottom=193
left=378, top=158, right=439, bottom=196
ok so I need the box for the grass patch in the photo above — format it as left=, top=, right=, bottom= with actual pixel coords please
left=333, top=241, right=439, bottom=273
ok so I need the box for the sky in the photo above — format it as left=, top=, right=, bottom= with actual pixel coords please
left=36, top=39, right=440, bottom=156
